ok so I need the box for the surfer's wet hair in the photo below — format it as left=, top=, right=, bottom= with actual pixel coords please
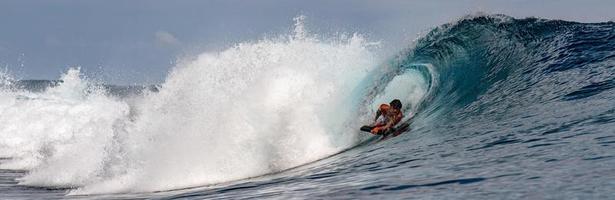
left=390, top=99, right=402, bottom=110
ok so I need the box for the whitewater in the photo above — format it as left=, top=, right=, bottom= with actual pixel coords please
left=1, top=15, right=614, bottom=199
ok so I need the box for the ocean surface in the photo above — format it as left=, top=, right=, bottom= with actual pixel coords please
left=1, top=15, right=614, bottom=199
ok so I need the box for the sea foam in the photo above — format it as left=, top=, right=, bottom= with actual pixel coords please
left=0, top=17, right=428, bottom=194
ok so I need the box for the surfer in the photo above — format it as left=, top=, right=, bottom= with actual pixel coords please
left=370, top=99, right=403, bottom=135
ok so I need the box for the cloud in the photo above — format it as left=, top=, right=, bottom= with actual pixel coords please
left=155, top=30, right=181, bottom=48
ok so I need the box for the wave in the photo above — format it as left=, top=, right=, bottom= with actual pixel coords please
left=0, top=16, right=428, bottom=194
left=1, top=14, right=614, bottom=195
left=395, top=15, right=614, bottom=120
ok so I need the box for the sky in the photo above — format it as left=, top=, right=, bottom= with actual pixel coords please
left=1, top=0, right=614, bottom=85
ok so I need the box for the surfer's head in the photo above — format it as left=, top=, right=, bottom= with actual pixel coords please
left=390, top=99, right=402, bottom=110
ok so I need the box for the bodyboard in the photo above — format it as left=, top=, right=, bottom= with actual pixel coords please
left=360, top=126, right=374, bottom=132
left=360, top=118, right=414, bottom=137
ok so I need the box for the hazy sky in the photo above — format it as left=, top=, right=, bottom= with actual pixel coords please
left=1, top=0, right=614, bottom=84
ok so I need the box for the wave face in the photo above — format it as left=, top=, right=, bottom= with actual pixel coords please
left=403, top=16, right=614, bottom=118
left=357, top=15, right=614, bottom=198
left=0, top=15, right=614, bottom=198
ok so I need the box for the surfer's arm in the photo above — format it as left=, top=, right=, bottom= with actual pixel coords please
left=374, top=110, right=382, bottom=122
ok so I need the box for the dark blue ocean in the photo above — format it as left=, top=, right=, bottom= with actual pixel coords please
left=1, top=15, right=614, bottom=199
